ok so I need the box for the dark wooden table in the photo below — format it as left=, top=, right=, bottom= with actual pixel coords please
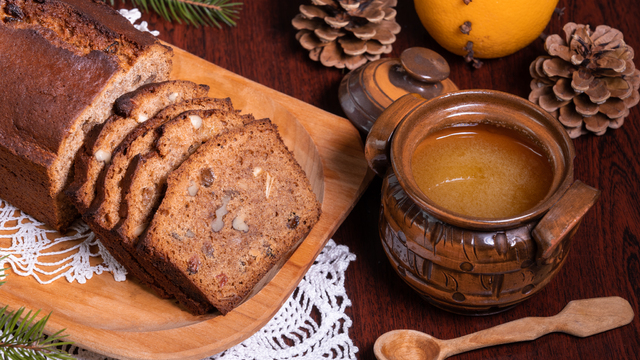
left=133, top=0, right=640, bottom=358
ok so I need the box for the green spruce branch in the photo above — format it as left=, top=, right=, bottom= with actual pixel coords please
left=0, top=257, right=74, bottom=360
left=108, top=0, right=243, bottom=28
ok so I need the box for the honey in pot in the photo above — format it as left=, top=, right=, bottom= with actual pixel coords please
left=410, top=122, right=553, bottom=219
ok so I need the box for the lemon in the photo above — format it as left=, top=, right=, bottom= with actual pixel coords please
left=414, top=0, right=559, bottom=59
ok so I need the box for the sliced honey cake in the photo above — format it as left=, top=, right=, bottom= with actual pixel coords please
left=66, top=80, right=209, bottom=213
left=138, top=119, right=322, bottom=314
left=84, top=98, right=234, bottom=312
left=108, top=108, right=253, bottom=314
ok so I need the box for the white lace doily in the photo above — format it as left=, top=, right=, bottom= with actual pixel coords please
left=0, top=11, right=359, bottom=359
left=0, top=200, right=126, bottom=284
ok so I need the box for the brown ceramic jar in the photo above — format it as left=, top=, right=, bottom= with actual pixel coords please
left=365, top=90, right=600, bottom=315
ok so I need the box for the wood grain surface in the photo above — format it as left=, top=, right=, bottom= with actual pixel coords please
left=122, top=0, right=639, bottom=358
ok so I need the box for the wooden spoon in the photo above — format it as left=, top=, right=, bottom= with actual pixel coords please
left=374, top=297, right=634, bottom=360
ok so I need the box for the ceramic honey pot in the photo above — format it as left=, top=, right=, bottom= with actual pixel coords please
left=365, top=90, right=601, bottom=315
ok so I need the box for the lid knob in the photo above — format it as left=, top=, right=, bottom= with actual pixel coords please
left=400, top=47, right=450, bottom=84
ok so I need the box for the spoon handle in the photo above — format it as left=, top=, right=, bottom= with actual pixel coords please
left=440, top=297, right=634, bottom=359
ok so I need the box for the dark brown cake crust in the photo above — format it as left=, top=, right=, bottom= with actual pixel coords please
left=0, top=25, right=117, bottom=156
left=113, top=81, right=211, bottom=119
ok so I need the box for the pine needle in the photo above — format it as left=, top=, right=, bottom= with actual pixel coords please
left=0, top=307, right=74, bottom=359
left=108, top=0, right=242, bottom=28
left=0, top=256, right=74, bottom=359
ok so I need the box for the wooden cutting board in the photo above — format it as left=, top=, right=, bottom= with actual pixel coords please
left=0, top=45, right=371, bottom=359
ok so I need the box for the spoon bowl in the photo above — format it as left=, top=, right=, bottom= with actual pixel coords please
left=374, top=297, right=634, bottom=360
left=375, top=330, right=442, bottom=360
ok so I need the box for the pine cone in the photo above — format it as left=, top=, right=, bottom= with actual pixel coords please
left=292, top=0, right=401, bottom=70
left=529, top=22, right=640, bottom=138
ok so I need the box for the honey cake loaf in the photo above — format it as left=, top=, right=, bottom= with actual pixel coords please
left=0, top=0, right=172, bottom=231
left=138, top=119, right=322, bottom=314
left=67, top=80, right=210, bottom=213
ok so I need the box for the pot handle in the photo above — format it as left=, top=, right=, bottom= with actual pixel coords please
left=364, top=93, right=426, bottom=177
left=532, top=180, right=600, bottom=261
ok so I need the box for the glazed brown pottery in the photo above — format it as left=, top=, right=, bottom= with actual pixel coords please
left=365, top=90, right=601, bottom=315
left=339, top=47, right=458, bottom=133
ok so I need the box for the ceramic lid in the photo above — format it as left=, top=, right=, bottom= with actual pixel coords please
left=338, top=47, right=457, bottom=133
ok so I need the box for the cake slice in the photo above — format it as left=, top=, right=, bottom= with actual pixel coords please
left=66, top=80, right=210, bottom=213
left=138, top=119, right=322, bottom=314
left=104, top=108, right=253, bottom=313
